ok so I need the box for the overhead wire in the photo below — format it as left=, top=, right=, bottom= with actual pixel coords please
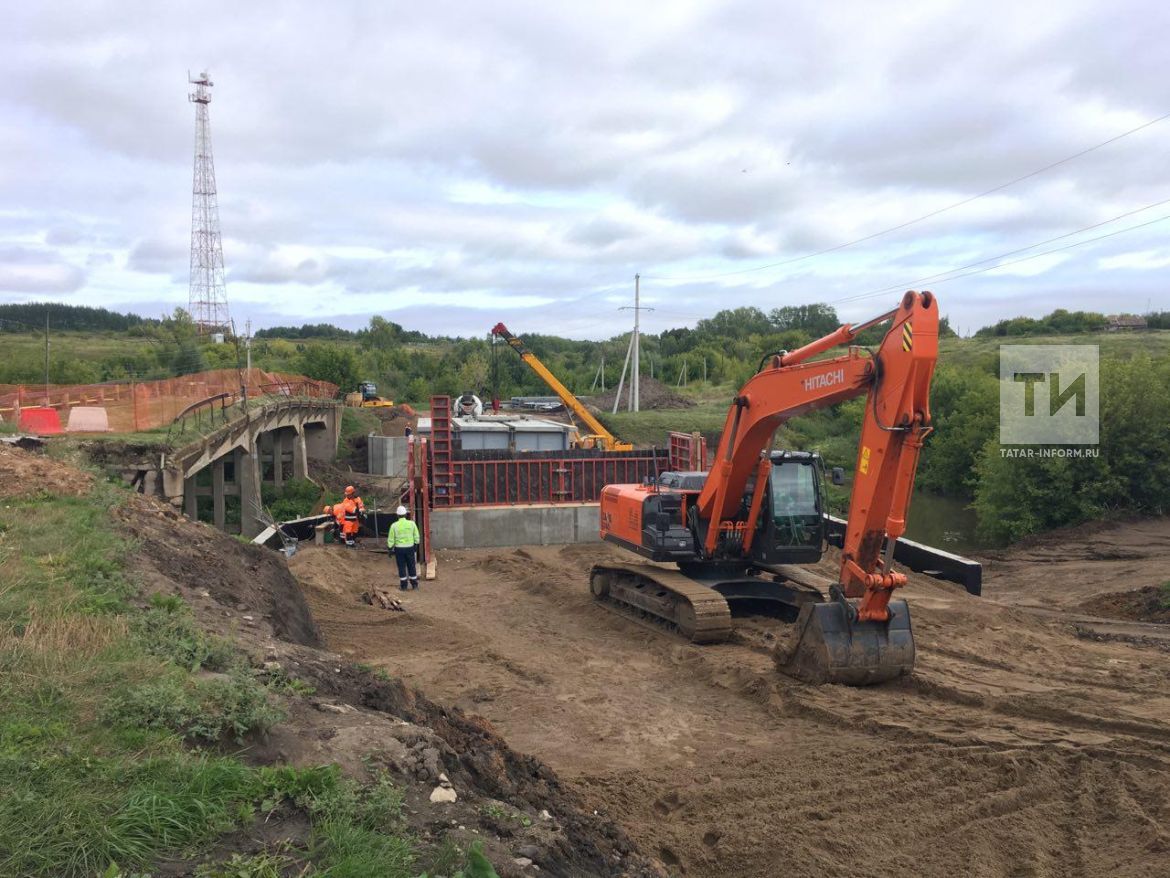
left=640, top=109, right=1170, bottom=283
left=833, top=209, right=1170, bottom=305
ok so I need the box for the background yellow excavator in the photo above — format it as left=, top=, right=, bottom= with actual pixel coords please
left=591, top=291, right=939, bottom=685
left=491, top=322, right=633, bottom=451
left=344, top=381, right=395, bottom=408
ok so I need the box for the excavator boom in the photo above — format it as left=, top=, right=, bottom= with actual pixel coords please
left=491, top=323, right=633, bottom=451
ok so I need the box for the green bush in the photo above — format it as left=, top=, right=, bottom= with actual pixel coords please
left=972, top=353, right=1170, bottom=542
left=261, top=478, right=324, bottom=522
left=134, top=600, right=236, bottom=673
left=297, top=344, right=360, bottom=391
left=102, top=671, right=283, bottom=743
left=917, top=363, right=999, bottom=496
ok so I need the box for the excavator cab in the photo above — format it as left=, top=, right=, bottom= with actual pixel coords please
left=631, top=453, right=830, bottom=565
left=749, top=452, right=829, bottom=566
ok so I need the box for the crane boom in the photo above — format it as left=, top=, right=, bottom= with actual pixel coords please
left=491, top=322, right=633, bottom=451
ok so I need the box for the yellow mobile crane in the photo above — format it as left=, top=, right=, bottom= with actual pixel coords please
left=491, top=322, right=633, bottom=452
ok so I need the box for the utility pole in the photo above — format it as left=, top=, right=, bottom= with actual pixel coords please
left=618, top=274, right=654, bottom=412
left=43, top=311, right=50, bottom=398
left=245, top=318, right=252, bottom=374
left=633, top=274, right=640, bottom=412
left=590, top=355, right=605, bottom=392
left=702, top=357, right=707, bottom=383
left=612, top=334, right=633, bottom=414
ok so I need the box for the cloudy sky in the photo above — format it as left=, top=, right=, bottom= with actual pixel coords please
left=3, top=0, right=1169, bottom=339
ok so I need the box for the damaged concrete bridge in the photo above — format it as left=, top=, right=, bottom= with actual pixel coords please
left=119, top=399, right=341, bottom=538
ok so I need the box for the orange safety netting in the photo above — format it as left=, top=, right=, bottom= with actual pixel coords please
left=0, top=369, right=338, bottom=433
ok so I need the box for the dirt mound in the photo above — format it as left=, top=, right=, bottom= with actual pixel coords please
left=114, top=492, right=321, bottom=648
left=373, top=404, right=418, bottom=437
left=0, top=443, right=92, bottom=498
left=589, top=377, right=695, bottom=411
left=1081, top=585, right=1170, bottom=624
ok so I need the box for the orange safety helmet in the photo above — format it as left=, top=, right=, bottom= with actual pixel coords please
left=344, top=485, right=356, bottom=496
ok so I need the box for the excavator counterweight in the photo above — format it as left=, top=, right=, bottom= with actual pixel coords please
left=594, top=291, right=939, bottom=685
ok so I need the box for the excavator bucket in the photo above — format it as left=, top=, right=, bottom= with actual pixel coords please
left=776, top=598, right=915, bottom=685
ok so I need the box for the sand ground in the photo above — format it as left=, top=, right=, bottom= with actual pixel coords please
left=290, top=519, right=1170, bottom=877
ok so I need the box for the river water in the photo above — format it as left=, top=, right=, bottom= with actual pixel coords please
left=904, top=491, right=987, bottom=554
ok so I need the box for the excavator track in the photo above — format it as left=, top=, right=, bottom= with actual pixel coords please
left=589, top=562, right=915, bottom=685
left=589, top=563, right=732, bottom=643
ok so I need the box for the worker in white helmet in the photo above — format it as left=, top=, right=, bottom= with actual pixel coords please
left=387, top=505, right=421, bottom=590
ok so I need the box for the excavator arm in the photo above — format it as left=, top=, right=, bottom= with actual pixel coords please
left=696, top=290, right=939, bottom=621
left=491, top=322, right=633, bottom=451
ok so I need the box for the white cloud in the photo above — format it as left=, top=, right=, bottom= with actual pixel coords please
left=2, top=0, right=1169, bottom=337
left=1098, top=248, right=1170, bottom=271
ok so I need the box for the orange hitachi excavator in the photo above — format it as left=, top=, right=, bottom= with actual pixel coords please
left=591, top=290, right=939, bottom=685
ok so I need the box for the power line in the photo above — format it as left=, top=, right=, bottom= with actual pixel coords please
left=642, top=109, right=1170, bottom=283
left=833, top=194, right=1170, bottom=304
left=834, top=210, right=1170, bottom=305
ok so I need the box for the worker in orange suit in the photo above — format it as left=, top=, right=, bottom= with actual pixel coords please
left=338, top=496, right=361, bottom=547
left=343, top=485, right=366, bottom=516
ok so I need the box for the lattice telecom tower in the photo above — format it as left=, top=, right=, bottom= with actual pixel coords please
left=187, top=71, right=231, bottom=334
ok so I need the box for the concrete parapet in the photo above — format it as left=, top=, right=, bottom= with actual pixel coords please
left=431, top=503, right=600, bottom=549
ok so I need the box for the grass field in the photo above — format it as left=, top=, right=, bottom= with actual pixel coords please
left=0, top=330, right=158, bottom=364
left=596, top=384, right=732, bottom=447
left=939, top=329, right=1170, bottom=370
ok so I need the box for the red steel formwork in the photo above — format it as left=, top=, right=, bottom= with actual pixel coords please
left=428, top=395, right=458, bottom=506
left=406, top=437, right=432, bottom=566
left=427, top=396, right=667, bottom=508
left=668, top=431, right=709, bottom=471
left=446, top=449, right=667, bottom=506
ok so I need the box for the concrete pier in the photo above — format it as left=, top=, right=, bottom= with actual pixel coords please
left=430, top=503, right=600, bottom=549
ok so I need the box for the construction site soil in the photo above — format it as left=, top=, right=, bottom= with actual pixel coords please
left=291, top=517, right=1170, bottom=878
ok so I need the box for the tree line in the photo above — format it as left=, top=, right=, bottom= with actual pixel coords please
left=3, top=301, right=1168, bottom=546
left=0, top=302, right=155, bottom=333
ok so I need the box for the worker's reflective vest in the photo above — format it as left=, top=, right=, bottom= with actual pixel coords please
left=387, top=518, right=420, bottom=549
left=341, top=498, right=360, bottom=523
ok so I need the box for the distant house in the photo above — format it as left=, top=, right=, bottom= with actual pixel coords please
left=1106, top=314, right=1148, bottom=331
